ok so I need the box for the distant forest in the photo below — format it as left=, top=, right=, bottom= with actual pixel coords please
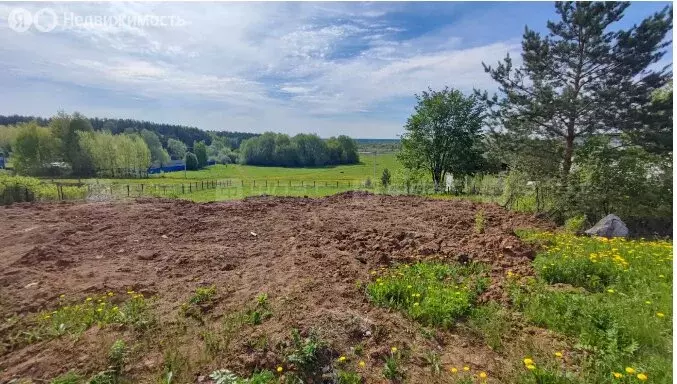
left=0, top=115, right=258, bottom=149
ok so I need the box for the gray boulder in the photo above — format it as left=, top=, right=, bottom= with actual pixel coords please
left=584, top=214, right=629, bottom=238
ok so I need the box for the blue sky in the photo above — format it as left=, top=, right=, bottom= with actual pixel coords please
left=0, top=2, right=672, bottom=138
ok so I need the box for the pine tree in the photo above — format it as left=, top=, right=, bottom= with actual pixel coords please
left=479, top=2, right=672, bottom=179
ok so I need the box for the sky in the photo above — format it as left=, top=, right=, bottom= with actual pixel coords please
left=0, top=1, right=672, bottom=139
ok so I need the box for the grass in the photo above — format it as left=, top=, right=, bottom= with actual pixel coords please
left=46, top=153, right=402, bottom=185
left=34, top=290, right=152, bottom=340
left=366, top=262, right=489, bottom=328
left=511, top=231, right=673, bottom=383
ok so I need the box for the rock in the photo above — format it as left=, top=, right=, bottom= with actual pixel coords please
left=24, top=282, right=38, bottom=288
left=584, top=214, right=629, bottom=238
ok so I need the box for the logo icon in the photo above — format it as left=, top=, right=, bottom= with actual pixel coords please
left=8, top=8, right=33, bottom=33
left=33, top=8, right=58, bottom=32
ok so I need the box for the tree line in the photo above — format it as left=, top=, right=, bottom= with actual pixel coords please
left=239, top=132, right=359, bottom=167
left=399, top=2, right=672, bottom=224
left=0, top=115, right=258, bottom=150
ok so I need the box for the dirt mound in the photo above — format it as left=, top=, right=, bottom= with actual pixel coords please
left=0, top=194, right=552, bottom=382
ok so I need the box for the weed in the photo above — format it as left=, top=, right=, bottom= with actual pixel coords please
left=467, top=302, right=512, bottom=350
left=209, top=369, right=240, bottom=384
left=564, top=214, right=587, bottom=233
left=285, top=329, right=329, bottom=380
left=201, top=329, right=223, bottom=356
left=108, top=339, right=127, bottom=374
left=424, top=350, right=442, bottom=375
left=50, top=372, right=82, bottom=384
left=248, top=370, right=275, bottom=384
left=255, top=293, right=268, bottom=307
left=35, top=291, right=152, bottom=340
left=336, top=369, right=362, bottom=384
left=367, top=262, right=488, bottom=327
left=189, top=285, right=217, bottom=305
left=182, top=286, right=217, bottom=321
left=474, top=209, right=486, bottom=234
left=382, top=348, right=403, bottom=382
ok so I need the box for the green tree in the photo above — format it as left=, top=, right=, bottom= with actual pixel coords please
left=0, top=125, right=19, bottom=157
left=12, top=121, right=59, bottom=175
left=193, top=141, right=208, bottom=168
left=381, top=168, right=392, bottom=188
left=398, top=87, right=485, bottom=192
left=480, top=2, right=672, bottom=179
left=140, top=129, right=170, bottom=166
left=185, top=152, right=199, bottom=170
left=629, top=83, right=673, bottom=155
left=50, top=111, right=95, bottom=176
left=167, top=138, right=187, bottom=160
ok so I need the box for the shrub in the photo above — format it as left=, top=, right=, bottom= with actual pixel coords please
left=564, top=214, right=587, bottom=233
left=185, top=152, right=199, bottom=170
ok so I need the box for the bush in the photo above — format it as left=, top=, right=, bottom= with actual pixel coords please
left=185, top=152, right=199, bottom=170
left=564, top=214, right=587, bottom=233
left=0, top=175, right=86, bottom=205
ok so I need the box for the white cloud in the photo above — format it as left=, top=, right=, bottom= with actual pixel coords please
left=0, top=2, right=520, bottom=138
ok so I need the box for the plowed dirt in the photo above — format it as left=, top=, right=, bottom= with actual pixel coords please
left=0, top=192, right=554, bottom=383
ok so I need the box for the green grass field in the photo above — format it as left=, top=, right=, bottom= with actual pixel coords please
left=48, top=153, right=402, bottom=185
left=40, top=153, right=415, bottom=202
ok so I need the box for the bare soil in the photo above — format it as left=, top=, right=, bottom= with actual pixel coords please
left=0, top=192, right=554, bottom=383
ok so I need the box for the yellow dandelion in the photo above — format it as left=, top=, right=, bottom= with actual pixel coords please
left=463, top=366, right=470, bottom=372
left=637, top=373, right=647, bottom=381
left=607, top=289, right=615, bottom=293
left=391, top=347, right=397, bottom=353
left=276, top=366, right=283, bottom=373
left=59, top=294, right=65, bottom=299
left=625, top=367, right=635, bottom=374
left=523, top=358, right=534, bottom=366
left=86, top=297, right=92, bottom=302
left=554, top=351, right=563, bottom=358
left=358, top=361, right=366, bottom=368
left=450, top=367, right=458, bottom=373
left=656, top=312, right=665, bottom=318
left=338, top=356, right=346, bottom=362
left=612, top=372, right=623, bottom=379
left=526, top=364, right=536, bottom=371
left=479, top=372, right=487, bottom=379
left=107, top=292, right=114, bottom=296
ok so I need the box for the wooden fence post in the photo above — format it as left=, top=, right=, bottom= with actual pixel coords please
left=127, top=185, right=130, bottom=196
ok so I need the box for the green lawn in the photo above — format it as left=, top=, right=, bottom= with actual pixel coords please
left=47, top=153, right=402, bottom=186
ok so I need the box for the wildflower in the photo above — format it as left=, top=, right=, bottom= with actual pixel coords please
left=612, top=372, right=623, bottom=379
left=276, top=366, right=283, bottom=373
left=645, top=300, right=652, bottom=304
left=338, top=356, right=346, bottom=362
left=637, top=373, right=647, bottom=381
left=625, top=367, right=635, bottom=374
left=391, top=347, right=397, bottom=353
left=463, top=366, right=470, bottom=371
left=656, top=312, right=665, bottom=318
left=59, top=294, right=65, bottom=299
left=450, top=367, right=458, bottom=373
left=526, top=364, right=536, bottom=371
left=479, top=372, right=487, bottom=379
left=523, top=358, right=534, bottom=366
left=86, top=297, right=92, bottom=302
left=358, top=361, right=366, bottom=368
left=107, top=292, right=114, bottom=296
left=607, top=289, right=615, bottom=293
left=554, top=351, right=563, bottom=358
